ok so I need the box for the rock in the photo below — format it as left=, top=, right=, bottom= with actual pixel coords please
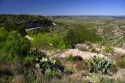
left=114, top=47, right=125, bottom=55
left=60, top=49, right=106, bottom=60
left=52, top=22, right=56, bottom=26
left=92, top=44, right=100, bottom=48
left=25, top=35, right=34, bottom=41
left=75, top=43, right=102, bottom=53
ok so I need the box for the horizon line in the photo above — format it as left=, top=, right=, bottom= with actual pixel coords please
left=1, top=13, right=125, bottom=17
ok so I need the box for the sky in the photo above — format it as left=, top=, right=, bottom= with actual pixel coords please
left=0, top=0, right=125, bottom=16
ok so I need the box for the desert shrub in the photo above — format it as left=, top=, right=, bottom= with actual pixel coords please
left=0, top=27, right=8, bottom=42
left=116, top=56, right=125, bottom=68
left=32, top=33, right=69, bottom=49
left=17, top=26, right=27, bottom=37
left=64, top=27, right=102, bottom=47
left=3, top=20, right=17, bottom=31
left=64, top=29, right=79, bottom=47
left=83, top=56, right=117, bottom=74
left=0, top=31, right=31, bottom=58
left=35, top=56, right=64, bottom=78
left=65, top=55, right=83, bottom=62
left=29, top=48, right=46, bottom=57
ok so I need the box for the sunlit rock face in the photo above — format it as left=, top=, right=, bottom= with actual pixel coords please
left=25, top=35, right=34, bottom=41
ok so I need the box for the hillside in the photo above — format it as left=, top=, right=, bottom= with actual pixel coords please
left=1, top=15, right=125, bottom=83
left=50, top=16, right=125, bottom=47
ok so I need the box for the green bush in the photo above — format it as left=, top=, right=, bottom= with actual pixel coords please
left=3, top=20, right=17, bottom=31
left=29, top=48, right=46, bottom=57
left=0, top=27, right=8, bottom=42
left=35, top=56, right=64, bottom=78
left=64, top=27, right=102, bottom=47
left=83, top=56, right=117, bottom=74
left=64, top=29, right=79, bottom=47
left=0, top=31, right=31, bottom=58
left=32, top=33, right=69, bottom=49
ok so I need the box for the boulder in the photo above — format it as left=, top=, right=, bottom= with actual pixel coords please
left=75, top=43, right=101, bottom=53
left=114, top=47, right=125, bottom=55
left=60, top=49, right=106, bottom=60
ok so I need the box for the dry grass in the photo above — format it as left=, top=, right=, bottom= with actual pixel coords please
left=12, top=74, right=26, bottom=83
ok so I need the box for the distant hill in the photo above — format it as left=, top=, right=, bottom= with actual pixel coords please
left=0, top=14, right=53, bottom=29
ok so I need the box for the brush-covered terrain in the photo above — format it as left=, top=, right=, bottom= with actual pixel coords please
left=1, top=14, right=125, bottom=83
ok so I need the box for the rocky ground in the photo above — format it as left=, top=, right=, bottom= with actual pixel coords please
left=40, top=43, right=125, bottom=82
